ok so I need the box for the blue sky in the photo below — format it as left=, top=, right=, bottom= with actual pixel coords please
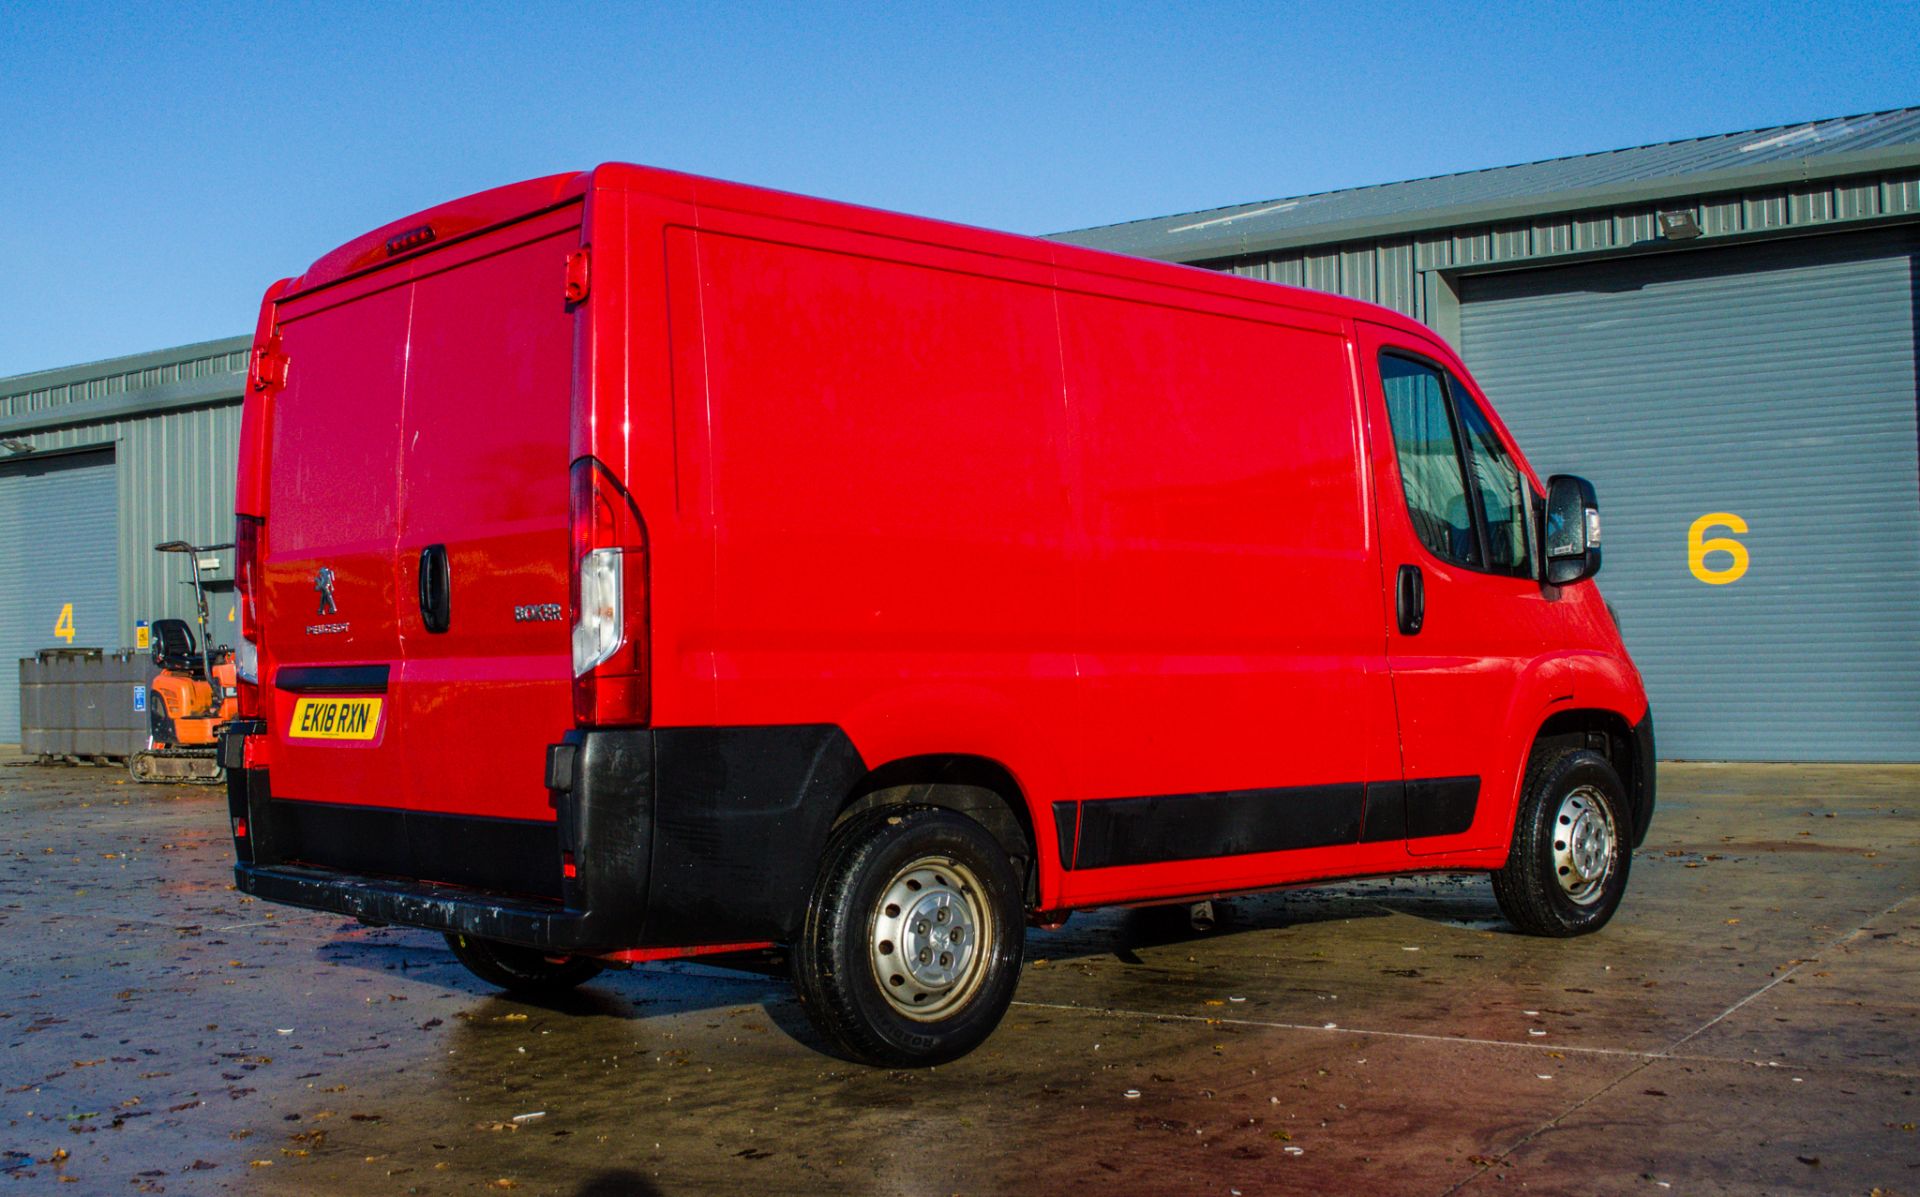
left=1, top=0, right=1915, bottom=376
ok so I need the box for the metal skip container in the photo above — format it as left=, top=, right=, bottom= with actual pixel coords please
left=17, top=648, right=151, bottom=760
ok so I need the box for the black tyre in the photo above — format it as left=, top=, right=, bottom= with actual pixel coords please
left=1492, top=748, right=1632, bottom=937
left=445, top=933, right=605, bottom=995
left=791, top=807, right=1025, bottom=1066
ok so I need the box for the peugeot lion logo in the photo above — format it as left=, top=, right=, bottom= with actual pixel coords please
left=314, top=566, right=338, bottom=615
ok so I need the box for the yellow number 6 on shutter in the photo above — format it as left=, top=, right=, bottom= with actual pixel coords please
left=1688, top=513, right=1749, bottom=585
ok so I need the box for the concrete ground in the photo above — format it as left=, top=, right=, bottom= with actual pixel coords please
left=1, top=759, right=1915, bottom=1196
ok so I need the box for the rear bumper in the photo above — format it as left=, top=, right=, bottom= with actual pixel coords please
left=227, top=727, right=654, bottom=955
left=237, top=861, right=617, bottom=951
left=223, top=722, right=864, bottom=955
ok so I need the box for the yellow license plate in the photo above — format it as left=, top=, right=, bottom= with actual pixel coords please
left=288, top=696, right=383, bottom=741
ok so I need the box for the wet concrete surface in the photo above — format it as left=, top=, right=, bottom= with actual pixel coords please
left=2, top=758, right=1916, bottom=1195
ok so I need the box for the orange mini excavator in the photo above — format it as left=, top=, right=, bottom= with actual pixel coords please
left=131, top=540, right=238, bottom=784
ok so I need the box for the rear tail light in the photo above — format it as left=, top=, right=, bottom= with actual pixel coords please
left=233, top=514, right=265, bottom=708
left=572, top=548, right=624, bottom=673
left=569, top=458, right=649, bottom=726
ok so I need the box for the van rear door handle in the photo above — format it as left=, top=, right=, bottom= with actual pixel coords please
left=419, top=544, right=451, bottom=633
left=1396, top=563, right=1424, bottom=636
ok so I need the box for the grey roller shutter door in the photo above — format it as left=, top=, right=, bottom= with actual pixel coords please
left=1, top=449, right=120, bottom=742
left=1460, top=227, right=1920, bottom=762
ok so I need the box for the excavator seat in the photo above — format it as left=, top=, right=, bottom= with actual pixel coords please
left=151, top=618, right=203, bottom=678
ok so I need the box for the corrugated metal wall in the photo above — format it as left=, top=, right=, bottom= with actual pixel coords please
left=0, top=450, right=119, bottom=740
left=0, top=339, right=247, bottom=420
left=1458, top=227, right=1920, bottom=762
left=1205, top=169, right=1920, bottom=330
left=0, top=343, right=245, bottom=655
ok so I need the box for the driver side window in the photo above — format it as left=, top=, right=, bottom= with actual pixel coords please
left=1380, top=354, right=1481, bottom=568
left=1379, top=352, right=1534, bottom=578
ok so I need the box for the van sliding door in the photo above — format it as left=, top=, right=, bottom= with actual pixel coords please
left=1057, top=290, right=1402, bottom=904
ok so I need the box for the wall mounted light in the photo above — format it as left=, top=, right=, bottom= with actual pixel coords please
left=1657, top=210, right=1703, bottom=240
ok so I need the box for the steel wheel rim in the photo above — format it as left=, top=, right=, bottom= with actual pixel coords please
left=1552, top=785, right=1617, bottom=905
left=868, top=854, right=991, bottom=1021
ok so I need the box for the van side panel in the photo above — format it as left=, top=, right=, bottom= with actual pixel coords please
left=1053, top=286, right=1405, bottom=904
left=672, top=224, right=1078, bottom=814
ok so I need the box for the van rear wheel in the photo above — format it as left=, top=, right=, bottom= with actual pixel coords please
left=791, top=807, right=1024, bottom=1066
left=445, top=933, right=605, bottom=995
left=1492, top=749, right=1631, bottom=937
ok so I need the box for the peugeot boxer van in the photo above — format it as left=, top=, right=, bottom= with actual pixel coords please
left=222, top=164, right=1653, bottom=1066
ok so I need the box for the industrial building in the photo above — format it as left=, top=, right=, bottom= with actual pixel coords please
left=0, top=338, right=248, bottom=741
left=4, top=108, right=1917, bottom=758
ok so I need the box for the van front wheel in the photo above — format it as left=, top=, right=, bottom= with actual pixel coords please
left=445, top=933, right=605, bottom=995
left=791, top=807, right=1025, bottom=1066
left=1492, top=749, right=1631, bottom=937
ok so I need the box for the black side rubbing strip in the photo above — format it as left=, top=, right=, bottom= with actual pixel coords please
left=1051, top=801, right=1079, bottom=871
left=1071, top=783, right=1365, bottom=870
left=276, top=664, right=391, bottom=693
left=1065, top=775, right=1485, bottom=868
left=1359, top=781, right=1406, bottom=842
left=1404, top=776, right=1480, bottom=839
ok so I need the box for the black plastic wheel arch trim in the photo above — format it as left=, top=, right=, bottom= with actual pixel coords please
left=1630, top=709, right=1657, bottom=848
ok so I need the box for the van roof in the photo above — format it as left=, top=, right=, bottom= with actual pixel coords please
left=288, top=163, right=1433, bottom=343
left=287, top=172, right=590, bottom=296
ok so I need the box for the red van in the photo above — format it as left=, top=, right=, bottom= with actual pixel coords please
left=222, top=165, right=1652, bottom=1066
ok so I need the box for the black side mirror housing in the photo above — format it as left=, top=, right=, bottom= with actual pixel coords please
left=1544, top=475, right=1602, bottom=585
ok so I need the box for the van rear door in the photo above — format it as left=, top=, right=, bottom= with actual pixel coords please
left=392, top=212, right=580, bottom=823
left=261, top=283, right=411, bottom=810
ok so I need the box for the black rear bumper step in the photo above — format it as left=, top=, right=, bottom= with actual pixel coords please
left=234, top=862, right=614, bottom=952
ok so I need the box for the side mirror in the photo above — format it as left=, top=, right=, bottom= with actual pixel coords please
left=1544, top=475, right=1602, bottom=585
